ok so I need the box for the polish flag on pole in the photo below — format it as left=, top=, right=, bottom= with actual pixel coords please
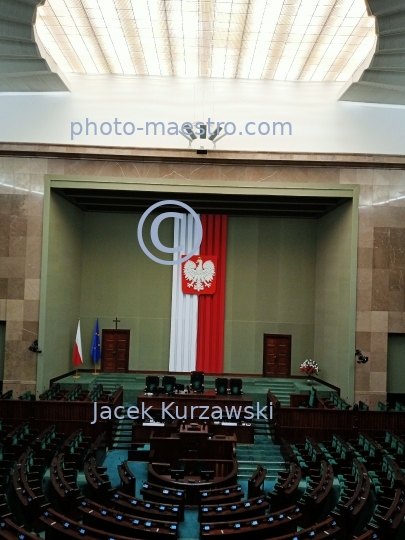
left=72, top=320, right=83, bottom=367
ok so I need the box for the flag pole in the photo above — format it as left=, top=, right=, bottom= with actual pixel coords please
left=91, top=319, right=101, bottom=376
left=73, top=368, right=80, bottom=379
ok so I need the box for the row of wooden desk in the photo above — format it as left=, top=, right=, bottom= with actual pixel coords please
left=267, top=390, right=405, bottom=443
left=0, top=388, right=123, bottom=447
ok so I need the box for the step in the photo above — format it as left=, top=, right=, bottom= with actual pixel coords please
left=238, top=466, right=283, bottom=472
left=267, top=386, right=295, bottom=389
left=237, top=454, right=283, bottom=459
left=238, top=468, right=283, bottom=475
left=238, top=461, right=284, bottom=467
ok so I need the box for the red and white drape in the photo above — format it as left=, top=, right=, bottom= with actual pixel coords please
left=169, top=214, right=228, bottom=373
left=169, top=214, right=200, bottom=372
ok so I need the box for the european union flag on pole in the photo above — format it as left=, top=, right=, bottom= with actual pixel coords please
left=91, top=319, right=101, bottom=374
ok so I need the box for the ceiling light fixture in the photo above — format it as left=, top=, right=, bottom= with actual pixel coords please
left=180, top=121, right=227, bottom=153
left=36, top=0, right=376, bottom=83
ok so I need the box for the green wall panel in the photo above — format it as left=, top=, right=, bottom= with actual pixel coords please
left=42, top=193, right=84, bottom=385
left=80, top=212, right=173, bottom=372
left=388, top=334, right=405, bottom=394
left=224, top=217, right=317, bottom=375
left=314, top=201, right=355, bottom=402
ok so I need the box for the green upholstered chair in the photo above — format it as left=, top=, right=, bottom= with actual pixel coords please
left=162, top=375, right=176, bottom=394
left=190, top=371, right=204, bottom=392
left=215, top=377, right=228, bottom=395
left=145, top=375, right=159, bottom=393
left=230, top=378, right=243, bottom=395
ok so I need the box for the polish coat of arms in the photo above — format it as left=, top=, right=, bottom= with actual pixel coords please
left=182, top=255, right=217, bottom=295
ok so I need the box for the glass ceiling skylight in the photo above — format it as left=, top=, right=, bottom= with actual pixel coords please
left=36, top=0, right=376, bottom=82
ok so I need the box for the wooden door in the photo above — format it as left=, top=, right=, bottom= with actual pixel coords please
left=101, top=330, right=130, bottom=373
left=263, top=334, right=291, bottom=377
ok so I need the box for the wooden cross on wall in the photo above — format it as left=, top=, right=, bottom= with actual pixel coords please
left=113, top=317, right=121, bottom=330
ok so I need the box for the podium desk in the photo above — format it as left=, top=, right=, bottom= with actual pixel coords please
left=132, top=419, right=253, bottom=446
left=137, top=390, right=253, bottom=418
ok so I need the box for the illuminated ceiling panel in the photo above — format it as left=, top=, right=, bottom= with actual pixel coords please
left=36, top=0, right=376, bottom=82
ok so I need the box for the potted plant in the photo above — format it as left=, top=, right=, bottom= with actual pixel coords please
left=299, top=359, right=319, bottom=385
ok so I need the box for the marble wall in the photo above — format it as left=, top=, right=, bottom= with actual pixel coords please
left=0, top=157, right=45, bottom=397
left=0, top=151, right=403, bottom=405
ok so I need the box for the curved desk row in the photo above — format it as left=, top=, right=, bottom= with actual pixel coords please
left=148, top=459, right=238, bottom=506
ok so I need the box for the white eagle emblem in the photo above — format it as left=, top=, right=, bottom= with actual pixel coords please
left=183, top=257, right=216, bottom=292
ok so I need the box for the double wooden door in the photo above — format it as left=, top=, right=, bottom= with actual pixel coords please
left=101, top=330, right=130, bottom=373
left=263, top=334, right=291, bottom=377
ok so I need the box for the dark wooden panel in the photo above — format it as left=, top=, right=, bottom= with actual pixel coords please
left=116, top=332, right=130, bottom=372
left=102, top=331, right=116, bottom=373
left=269, top=394, right=405, bottom=444
left=263, top=334, right=291, bottom=377
left=0, top=388, right=123, bottom=446
left=102, top=330, right=130, bottom=373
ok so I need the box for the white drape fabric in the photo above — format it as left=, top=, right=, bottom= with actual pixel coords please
left=169, top=214, right=200, bottom=372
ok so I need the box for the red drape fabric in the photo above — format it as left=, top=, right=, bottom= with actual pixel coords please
left=196, top=214, right=228, bottom=373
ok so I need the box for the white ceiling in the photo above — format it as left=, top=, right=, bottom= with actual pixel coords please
left=36, top=0, right=376, bottom=82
